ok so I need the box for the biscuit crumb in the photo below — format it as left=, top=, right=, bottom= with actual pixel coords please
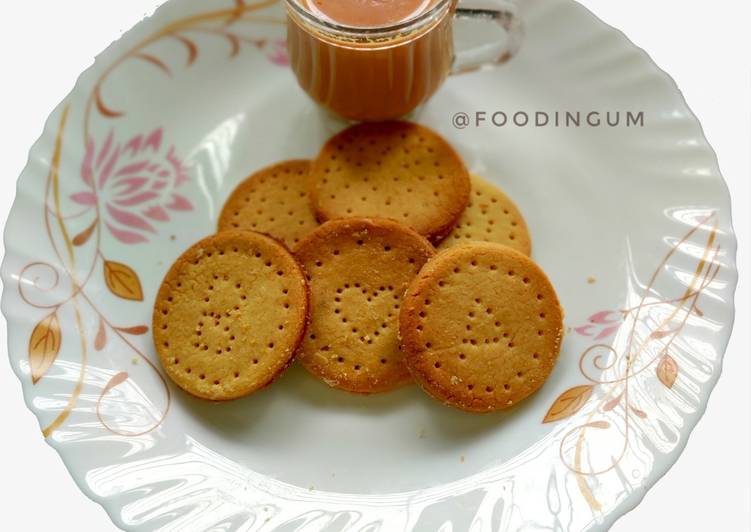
left=460, top=455, right=465, bottom=463
left=170, top=235, right=176, bottom=241
left=450, top=375, right=461, bottom=385
left=587, top=276, right=596, bottom=284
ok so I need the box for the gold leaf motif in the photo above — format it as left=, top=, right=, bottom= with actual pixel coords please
left=173, top=35, right=198, bottom=65
left=603, top=391, right=623, bottom=412
left=29, top=313, right=62, bottom=384
left=134, top=53, right=172, bottom=76
left=116, top=325, right=149, bottom=335
left=224, top=32, right=241, bottom=57
left=657, top=354, right=678, bottom=388
left=543, top=385, right=594, bottom=423
left=72, top=219, right=98, bottom=246
left=650, top=328, right=678, bottom=340
left=102, top=372, right=129, bottom=396
left=104, top=261, right=144, bottom=301
left=94, top=318, right=107, bottom=351
left=95, top=86, right=124, bottom=118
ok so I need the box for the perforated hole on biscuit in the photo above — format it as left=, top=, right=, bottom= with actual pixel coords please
left=332, top=284, right=397, bottom=345
left=162, top=244, right=303, bottom=384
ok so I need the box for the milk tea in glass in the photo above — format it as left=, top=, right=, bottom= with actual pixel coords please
left=286, top=0, right=523, bottom=121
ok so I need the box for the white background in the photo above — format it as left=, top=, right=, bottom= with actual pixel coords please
left=0, top=0, right=748, bottom=530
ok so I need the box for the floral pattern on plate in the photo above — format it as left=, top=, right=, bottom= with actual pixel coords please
left=1, top=0, right=737, bottom=531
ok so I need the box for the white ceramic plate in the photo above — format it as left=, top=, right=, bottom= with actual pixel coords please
left=1, top=0, right=737, bottom=530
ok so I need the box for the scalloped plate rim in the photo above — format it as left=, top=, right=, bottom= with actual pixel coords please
left=0, top=0, right=739, bottom=530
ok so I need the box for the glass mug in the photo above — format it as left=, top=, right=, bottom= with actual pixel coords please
left=286, top=0, right=522, bottom=121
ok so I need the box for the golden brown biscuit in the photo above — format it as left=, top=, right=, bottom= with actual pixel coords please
left=217, top=160, right=318, bottom=248
left=309, top=121, right=470, bottom=242
left=294, top=217, right=435, bottom=393
left=400, top=243, right=563, bottom=412
left=153, top=231, right=309, bottom=401
left=438, top=174, right=532, bottom=255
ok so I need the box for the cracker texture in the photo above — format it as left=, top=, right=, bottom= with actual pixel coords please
left=153, top=231, right=309, bottom=401
left=400, top=243, right=563, bottom=412
left=295, top=217, right=435, bottom=393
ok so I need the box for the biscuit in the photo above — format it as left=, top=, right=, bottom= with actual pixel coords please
left=309, top=121, right=470, bottom=242
left=217, top=160, right=318, bottom=248
left=153, top=231, right=309, bottom=401
left=294, top=217, right=435, bottom=393
left=400, top=243, right=563, bottom=412
left=437, top=174, right=532, bottom=255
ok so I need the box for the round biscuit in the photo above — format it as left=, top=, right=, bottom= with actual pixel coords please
left=153, top=231, right=309, bottom=401
left=309, top=121, right=470, bottom=242
left=438, top=174, right=532, bottom=255
left=400, top=243, right=563, bottom=412
left=294, top=217, right=435, bottom=393
left=218, top=160, right=319, bottom=248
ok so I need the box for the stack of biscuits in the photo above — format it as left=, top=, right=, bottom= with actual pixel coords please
left=154, top=121, right=563, bottom=413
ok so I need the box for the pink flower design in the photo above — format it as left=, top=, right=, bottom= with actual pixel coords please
left=266, top=38, right=289, bottom=67
left=575, top=310, right=624, bottom=340
left=72, top=129, right=193, bottom=244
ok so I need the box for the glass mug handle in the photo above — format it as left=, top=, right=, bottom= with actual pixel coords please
left=451, top=0, right=523, bottom=74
